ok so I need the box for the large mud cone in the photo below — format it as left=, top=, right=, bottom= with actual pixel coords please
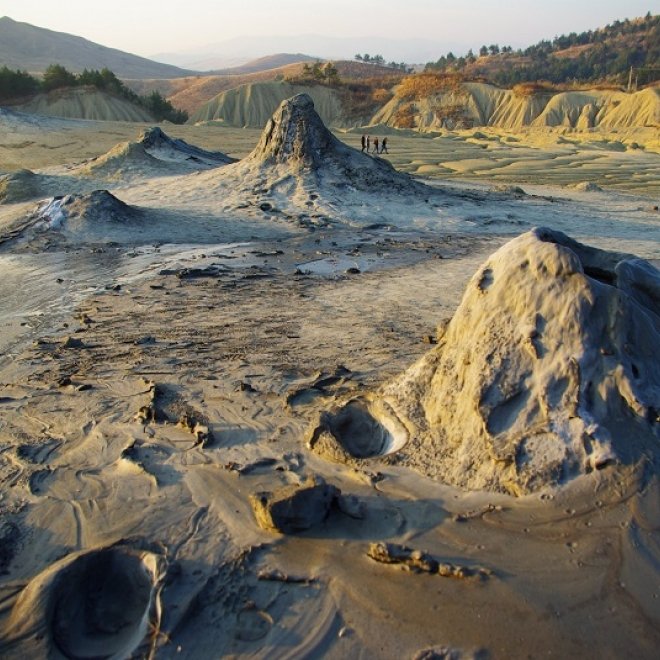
left=381, top=227, right=660, bottom=495
left=239, top=93, right=423, bottom=192
left=247, top=93, right=335, bottom=167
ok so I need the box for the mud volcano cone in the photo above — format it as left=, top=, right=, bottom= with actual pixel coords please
left=242, top=93, right=421, bottom=192
left=83, top=127, right=233, bottom=178
left=379, top=227, right=660, bottom=495
left=247, top=93, right=337, bottom=168
left=136, top=126, right=235, bottom=165
left=37, top=190, right=138, bottom=228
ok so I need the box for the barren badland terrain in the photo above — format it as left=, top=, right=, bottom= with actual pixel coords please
left=0, top=13, right=658, bottom=659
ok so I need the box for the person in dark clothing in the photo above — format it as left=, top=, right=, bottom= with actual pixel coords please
left=381, top=137, right=388, bottom=154
left=361, top=135, right=366, bottom=152
left=373, top=137, right=379, bottom=154
left=366, top=135, right=371, bottom=153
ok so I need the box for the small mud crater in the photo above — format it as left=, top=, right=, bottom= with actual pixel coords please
left=3, top=544, right=165, bottom=659
left=308, top=399, right=407, bottom=463
left=51, top=547, right=163, bottom=659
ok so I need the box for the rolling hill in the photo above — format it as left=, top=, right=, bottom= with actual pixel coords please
left=208, top=53, right=318, bottom=75
left=126, top=60, right=400, bottom=116
left=426, top=14, right=660, bottom=87
left=9, top=87, right=154, bottom=122
left=0, top=16, right=194, bottom=79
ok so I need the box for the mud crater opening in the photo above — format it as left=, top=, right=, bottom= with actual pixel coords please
left=51, top=547, right=159, bottom=659
left=326, top=400, right=402, bottom=458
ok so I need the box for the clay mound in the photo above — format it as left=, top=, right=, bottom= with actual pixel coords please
left=35, top=190, right=141, bottom=236
left=371, top=228, right=660, bottom=495
left=1, top=544, right=165, bottom=659
left=0, top=169, right=81, bottom=205
left=136, top=126, right=235, bottom=167
left=82, top=127, right=233, bottom=178
left=0, top=169, right=39, bottom=204
left=80, top=140, right=171, bottom=179
left=228, top=93, right=423, bottom=193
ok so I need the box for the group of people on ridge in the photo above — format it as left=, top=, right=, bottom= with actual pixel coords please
left=361, top=135, right=388, bottom=155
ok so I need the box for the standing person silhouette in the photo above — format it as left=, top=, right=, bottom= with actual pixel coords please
left=366, top=136, right=371, bottom=153
left=361, top=135, right=366, bottom=152
left=373, top=137, right=379, bottom=154
left=381, top=137, right=388, bottom=154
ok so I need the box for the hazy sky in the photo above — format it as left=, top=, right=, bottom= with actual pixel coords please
left=0, top=0, right=654, bottom=56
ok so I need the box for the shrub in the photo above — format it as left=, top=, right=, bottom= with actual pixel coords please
left=396, top=73, right=464, bottom=101
left=512, top=81, right=559, bottom=96
left=393, top=102, right=416, bottom=128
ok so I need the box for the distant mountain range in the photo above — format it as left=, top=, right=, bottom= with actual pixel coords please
left=210, top=53, right=318, bottom=75
left=151, top=35, right=463, bottom=70
left=0, top=16, right=193, bottom=79
left=0, top=17, right=333, bottom=80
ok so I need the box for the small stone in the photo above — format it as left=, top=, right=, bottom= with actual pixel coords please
left=249, top=476, right=340, bottom=534
left=61, top=336, right=84, bottom=349
left=134, top=336, right=156, bottom=345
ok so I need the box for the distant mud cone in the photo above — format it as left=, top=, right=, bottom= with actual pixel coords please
left=82, top=127, right=233, bottom=178
left=379, top=227, right=660, bottom=495
left=137, top=126, right=173, bottom=149
left=136, top=126, right=235, bottom=165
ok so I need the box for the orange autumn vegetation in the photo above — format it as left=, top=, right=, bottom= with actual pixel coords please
left=395, top=73, right=465, bottom=100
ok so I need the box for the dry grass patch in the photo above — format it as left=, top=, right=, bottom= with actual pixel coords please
left=396, top=73, right=465, bottom=101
